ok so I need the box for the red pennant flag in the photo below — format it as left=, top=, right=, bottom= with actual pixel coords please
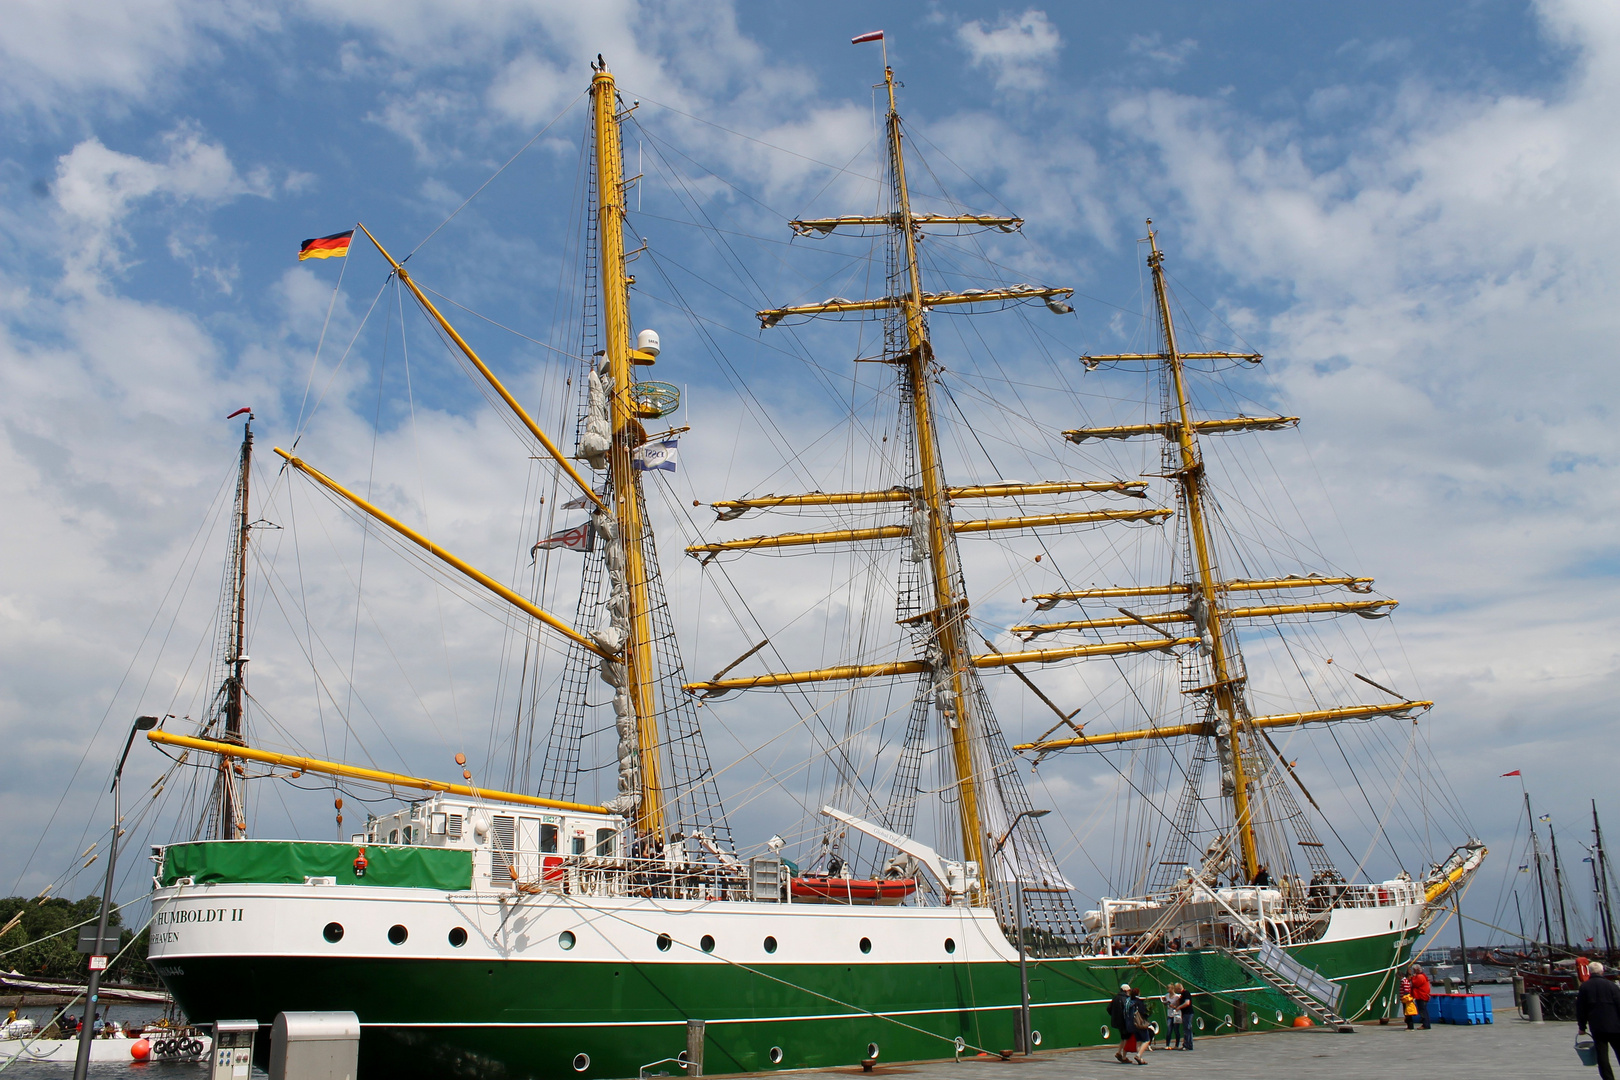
left=1500, top=770, right=1521, bottom=777
left=531, top=521, right=594, bottom=556
left=852, top=30, right=884, bottom=44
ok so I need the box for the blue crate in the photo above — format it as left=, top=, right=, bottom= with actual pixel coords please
left=1430, top=993, right=1493, bottom=1025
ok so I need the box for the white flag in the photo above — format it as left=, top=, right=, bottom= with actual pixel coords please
left=562, top=493, right=597, bottom=510
left=633, top=438, right=678, bottom=473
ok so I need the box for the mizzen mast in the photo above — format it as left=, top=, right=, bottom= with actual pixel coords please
left=590, top=61, right=667, bottom=842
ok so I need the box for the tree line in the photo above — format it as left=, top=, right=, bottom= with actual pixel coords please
left=0, top=895, right=158, bottom=987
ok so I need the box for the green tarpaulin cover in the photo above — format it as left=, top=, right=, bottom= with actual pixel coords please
left=161, top=840, right=472, bottom=891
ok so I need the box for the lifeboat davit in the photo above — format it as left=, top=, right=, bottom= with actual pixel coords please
left=789, top=876, right=918, bottom=905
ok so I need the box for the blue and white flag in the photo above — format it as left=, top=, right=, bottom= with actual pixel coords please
left=633, top=438, right=679, bottom=473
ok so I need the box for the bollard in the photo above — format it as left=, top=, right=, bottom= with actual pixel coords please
left=1525, top=990, right=1543, bottom=1024
left=685, top=1019, right=705, bottom=1078
left=1511, top=973, right=1525, bottom=1009
left=269, top=1012, right=359, bottom=1080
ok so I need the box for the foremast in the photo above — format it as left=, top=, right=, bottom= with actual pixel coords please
left=1144, top=225, right=1260, bottom=880
left=1018, top=223, right=1434, bottom=887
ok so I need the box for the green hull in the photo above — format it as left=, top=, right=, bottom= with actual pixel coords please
left=159, top=930, right=1414, bottom=1079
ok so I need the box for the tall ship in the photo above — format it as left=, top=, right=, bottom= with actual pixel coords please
left=142, top=53, right=1484, bottom=1078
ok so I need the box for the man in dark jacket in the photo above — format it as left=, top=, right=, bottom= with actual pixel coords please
left=1408, top=964, right=1432, bottom=1029
left=1578, top=962, right=1620, bottom=1080
left=1108, top=985, right=1131, bottom=1063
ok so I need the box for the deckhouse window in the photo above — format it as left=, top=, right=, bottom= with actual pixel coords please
left=595, top=828, right=615, bottom=856
left=540, top=824, right=559, bottom=854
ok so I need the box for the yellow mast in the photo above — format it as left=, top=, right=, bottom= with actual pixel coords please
left=1144, top=222, right=1259, bottom=881
left=592, top=64, right=666, bottom=842
left=881, top=66, right=987, bottom=886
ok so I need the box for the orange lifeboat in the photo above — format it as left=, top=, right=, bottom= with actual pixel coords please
left=789, top=876, right=918, bottom=905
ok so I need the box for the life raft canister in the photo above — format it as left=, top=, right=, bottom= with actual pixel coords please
left=353, top=846, right=368, bottom=878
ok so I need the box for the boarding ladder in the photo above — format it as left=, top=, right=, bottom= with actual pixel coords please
left=1219, top=946, right=1356, bottom=1032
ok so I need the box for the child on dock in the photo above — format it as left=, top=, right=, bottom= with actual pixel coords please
left=1402, top=990, right=1419, bottom=1030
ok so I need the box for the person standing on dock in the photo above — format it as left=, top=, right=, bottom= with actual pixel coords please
left=1179, top=987, right=1195, bottom=1051
left=1577, top=961, right=1620, bottom=1080
left=1163, top=984, right=1182, bottom=1049
left=1409, top=964, right=1433, bottom=1029
left=1109, top=984, right=1132, bottom=1063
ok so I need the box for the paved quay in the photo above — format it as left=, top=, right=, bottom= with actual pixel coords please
left=815, top=1019, right=1585, bottom=1080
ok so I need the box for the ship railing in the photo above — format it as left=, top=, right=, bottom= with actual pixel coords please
left=504, top=854, right=750, bottom=901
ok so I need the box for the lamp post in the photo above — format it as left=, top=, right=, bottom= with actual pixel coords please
left=992, top=808, right=1050, bottom=1055
left=72, top=715, right=158, bottom=1080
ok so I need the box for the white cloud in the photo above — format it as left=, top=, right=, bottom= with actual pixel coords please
left=1125, top=31, right=1197, bottom=72
left=0, top=0, right=273, bottom=114
left=956, top=9, right=1063, bottom=92
left=52, top=126, right=270, bottom=290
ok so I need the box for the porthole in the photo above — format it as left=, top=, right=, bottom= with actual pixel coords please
left=1098, top=1025, right=1110, bottom=1039
left=572, top=1053, right=590, bottom=1072
left=322, top=922, right=344, bottom=943
left=678, top=1051, right=690, bottom=1064
left=701, top=934, right=715, bottom=953
left=944, top=937, right=955, bottom=954
left=955, top=1037, right=967, bottom=1053
left=763, top=936, right=778, bottom=954
left=768, top=1047, right=783, bottom=1064
left=1149, top=1021, right=1159, bottom=1035
left=1030, top=1030, right=1042, bottom=1047
left=388, top=924, right=408, bottom=945
left=865, top=1043, right=879, bottom=1061
left=448, top=927, right=468, bottom=947
left=859, top=937, right=872, bottom=954
left=1389, top=920, right=1394, bottom=929
left=656, top=933, right=672, bottom=952
left=1275, top=1010, right=1284, bottom=1024
left=560, top=931, right=577, bottom=951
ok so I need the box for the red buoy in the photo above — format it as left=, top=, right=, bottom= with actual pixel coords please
left=131, top=1038, right=152, bottom=1060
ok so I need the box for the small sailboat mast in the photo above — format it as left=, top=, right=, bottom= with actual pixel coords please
left=213, top=412, right=252, bottom=840
left=1596, top=802, right=1618, bottom=958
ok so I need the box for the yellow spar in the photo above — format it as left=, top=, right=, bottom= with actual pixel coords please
left=148, top=730, right=611, bottom=814
left=274, top=448, right=612, bottom=659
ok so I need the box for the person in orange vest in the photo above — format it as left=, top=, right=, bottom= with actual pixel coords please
left=1408, top=964, right=1432, bottom=1030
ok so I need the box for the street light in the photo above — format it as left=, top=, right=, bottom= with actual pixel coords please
left=72, top=715, right=159, bottom=1080
left=993, top=808, right=1050, bottom=1055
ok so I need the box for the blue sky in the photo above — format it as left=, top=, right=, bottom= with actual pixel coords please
left=2, top=1, right=1617, bottom=944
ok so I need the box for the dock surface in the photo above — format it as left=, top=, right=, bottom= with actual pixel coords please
left=829, top=1019, right=1582, bottom=1079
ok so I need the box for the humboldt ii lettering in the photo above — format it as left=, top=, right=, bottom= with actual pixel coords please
left=156, top=907, right=244, bottom=926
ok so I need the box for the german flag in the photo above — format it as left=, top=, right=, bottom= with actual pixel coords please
left=298, top=230, right=354, bottom=261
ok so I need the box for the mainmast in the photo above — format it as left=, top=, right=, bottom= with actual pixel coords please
left=691, top=60, right=1095, bottom=920
left=214, top=413, right=252, bottom=840
left=880, top=65, right=986, bottom=875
